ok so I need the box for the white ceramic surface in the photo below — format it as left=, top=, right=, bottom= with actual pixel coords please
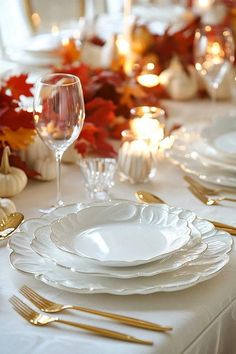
left=31, top=203, right=207, bottom=278
left=167, top=123, right=236, bottom=187
left=50, top=202, right=191, bottom=266
left=201, top=116, right=236, bottom=156
left=8, top=202, right=233, bottom=295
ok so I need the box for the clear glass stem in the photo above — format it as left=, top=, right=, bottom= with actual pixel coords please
left=55, top=151, right=64, bottom=206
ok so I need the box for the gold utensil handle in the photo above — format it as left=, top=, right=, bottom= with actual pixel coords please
left=215, top=226, right=236, bottom=236
left=57, top=318, right=153, bottom=345
left=72, top=306, right=172, bottom=332
left=224, top=197, right=236, bottom=202
left=212, top=221, right=236, bottom=230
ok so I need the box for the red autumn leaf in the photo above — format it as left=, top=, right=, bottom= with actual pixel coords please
left=85, top=98, right=116, bottom=127
left=53, top=63, right=91, bottom=86
left=75, top=123, right=116, bottom=157
left=85, top=70, right=124, bottom=103
left=0, top=107, right=34, bottom=130
left=0, top=149, right=39, bottom=178
left=9, top=154, right=40, bottom=178
left=0, top=92, right=18, bottom=110
left=3, top=74, right=33, bottom=99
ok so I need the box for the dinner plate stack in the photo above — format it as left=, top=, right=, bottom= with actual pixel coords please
left=166, top=116, right=236, bottom=188
left=9, top=200, right=232, bottom=295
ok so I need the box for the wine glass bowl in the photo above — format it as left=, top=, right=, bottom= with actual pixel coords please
left=33, top=73, right=85, bottom=209
left=194, top=26, right=235, bottom=100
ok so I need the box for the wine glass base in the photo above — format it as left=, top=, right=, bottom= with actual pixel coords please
left=39, top=201, right=64, bottom=214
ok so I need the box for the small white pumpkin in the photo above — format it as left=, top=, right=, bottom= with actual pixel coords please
left=19, top=135, right=53, bottom=167
left=0, top=147, right=28, bottom=197
left=0, top=198, right=16, bottom=219
left=159, top=57, right=198, bottom=100
left=19, top=134, right=57, bottom=181
left=33, top=157, right=57, bottom=181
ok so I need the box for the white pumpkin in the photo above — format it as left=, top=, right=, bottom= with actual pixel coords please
left=159, top=57, right=198, bottom=100
left=0, top=147, right=27, bottom=197
left=19, top=135, right=54, bottom=167
left=0, top=198, right=16, bottom=219
left=19, top=134, right=57, bottom=181
left=34, top=157, right=57, bottom=181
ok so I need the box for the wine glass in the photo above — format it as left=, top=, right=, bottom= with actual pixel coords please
left=194, top=26, right=235, bottom=102
left=33, top=73, right=85, bottom=211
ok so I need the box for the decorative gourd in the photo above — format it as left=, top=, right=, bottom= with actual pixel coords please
left=0, top=198, right=16, bottom=219
left=0, top=147, right=27, bottom=197
left=159, top=57, right=198, bottom=100
left=19, top=135, right=53, bottom=167
left=33, top=157, right=57, bottom=181
left=19, top=135, right=57, bottom=181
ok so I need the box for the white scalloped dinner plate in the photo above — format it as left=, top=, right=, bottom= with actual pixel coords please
left=31, top=203, right=206, bottom=278
left=50, top=202, right=191, bottom=267
left=201, top=116, right=236, bottom=156
left=8, top=202, right=233, bottom=295
left=167, top=123, right=236, bottom=187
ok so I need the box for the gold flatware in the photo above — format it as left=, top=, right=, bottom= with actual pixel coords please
left=135, top=191, right=165, bottom=204
left=184, top=175, right=236, bottom=197
left=9, top=295, right=153, bottom=345
left=188, top=185, right=236, bottom=206
left=0, top=212, right=24, bottom=241
left=20, top=285, right=172, bottom=332
left=135, top=191, right=236, bottom=235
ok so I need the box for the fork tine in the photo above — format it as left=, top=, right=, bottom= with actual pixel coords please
left=20, top=285, right=51, bottom=307
left=9, top=295, right=37, bottom=317
left=11, top=303, right=31, bottom=321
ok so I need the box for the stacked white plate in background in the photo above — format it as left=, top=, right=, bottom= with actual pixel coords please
left=9, top=200, right=232, bottom=295
left=166, top=116, right=236, bottom=188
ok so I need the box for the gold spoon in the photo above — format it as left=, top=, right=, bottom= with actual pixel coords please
left=135, top=191, right=236, bottom=235
left=135, top=191, right=165, bottom=204
left=0, top=212, right=24, bottom=244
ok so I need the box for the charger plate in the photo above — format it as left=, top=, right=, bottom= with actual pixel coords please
left=9, top=201, right=232, bottom=295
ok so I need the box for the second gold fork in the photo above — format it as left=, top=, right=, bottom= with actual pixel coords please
left=20, top=285, right=172, bottom=332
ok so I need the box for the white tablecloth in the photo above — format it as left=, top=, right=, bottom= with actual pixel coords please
left=1, top=100, right=236, bottom=354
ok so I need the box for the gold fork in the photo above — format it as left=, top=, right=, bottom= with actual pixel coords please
left=135, top=191, right=236, bottom=235
left=20, top=285, right=172, bottom=332
left=184, top=175, right=236, bottom=197
left=9, top=295, right=153, bottom=345
left=188, top=185, right=236, bottom=206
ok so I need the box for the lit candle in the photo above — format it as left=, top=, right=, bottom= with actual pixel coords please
left=130, top=106, right=165, bottom=142
left=193, top=0, right=214, bottom=13
left=207, top=41, right=224, bottom=64
left=137, top=63, right=159, bottom=88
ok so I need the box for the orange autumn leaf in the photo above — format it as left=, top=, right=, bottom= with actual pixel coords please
left=0, top=127, right=35, bottom=150
left=119, top=83, right=147, bottom=108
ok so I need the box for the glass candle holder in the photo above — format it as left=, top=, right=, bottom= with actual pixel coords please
left=130, top=106, right=165, bottom=170
left=118, top=130, right=153, bottom=184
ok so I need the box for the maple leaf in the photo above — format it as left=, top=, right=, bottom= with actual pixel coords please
left=0, top=127, right=35, bottom=150
left=10, top=154, right=40, bottom=178
left=3, top=74, right=33, bottom=99
left=0, top=107, right=34, bottom=131
left=85, top=98, right=116, bottom=127
left=119, top=82, right=147, bottom=108
left=59, top=38, right=80, bottom=65
left=53, top=63, right=91, bottom=86
left=75, top=123, right=116, bottom=157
